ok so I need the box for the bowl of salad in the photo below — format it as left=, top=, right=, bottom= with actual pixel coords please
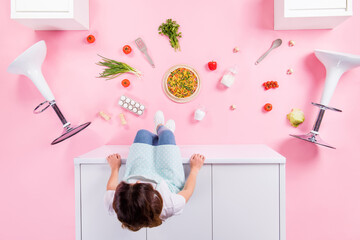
left=163, top=64, right=201, bottom=103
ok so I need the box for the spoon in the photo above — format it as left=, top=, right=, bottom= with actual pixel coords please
left=255, top=39, right=282, bottom=65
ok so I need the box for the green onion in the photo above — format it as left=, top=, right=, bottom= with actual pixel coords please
left=96, top=55, right=142, bottom=80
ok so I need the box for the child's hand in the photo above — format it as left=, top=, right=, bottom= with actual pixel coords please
left=190, top=154, right=205, bottom=173
left=106, top=153, right=121, bottom=171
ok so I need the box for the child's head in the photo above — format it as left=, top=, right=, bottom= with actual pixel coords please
left=113, top=181, right=163, bottom=231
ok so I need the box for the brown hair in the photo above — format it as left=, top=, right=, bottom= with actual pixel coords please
left=113, top=181, right=163, bottom=231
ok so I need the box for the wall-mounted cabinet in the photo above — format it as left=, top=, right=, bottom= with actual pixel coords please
left=75, top=145, right=286, bottom=240
left=274, top=0, right=352, bottom=30
left=11, top=0, right=89, bottom=30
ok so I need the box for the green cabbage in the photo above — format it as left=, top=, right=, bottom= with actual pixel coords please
left=287, top=108, right=305, bottom=127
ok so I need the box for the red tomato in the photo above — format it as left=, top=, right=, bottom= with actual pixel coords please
left=121, top=79, right=130, bottom=88
left=208, top=61, right=217, bottom=70
left=123, top=45, right=132, bottom=54
left=87, top=35, right=95, bottom=43
left=264, top=103, right=273, bottom=112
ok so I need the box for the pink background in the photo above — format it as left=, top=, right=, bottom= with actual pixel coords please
left=1, top=0, right=360, bottom=239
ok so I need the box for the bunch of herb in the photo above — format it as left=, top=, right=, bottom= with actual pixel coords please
left=96, top=55, right=142, bottom=80
left=158, top=19, right=182, bottom=51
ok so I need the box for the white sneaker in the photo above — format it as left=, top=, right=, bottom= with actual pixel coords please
left=165, top=119, right=176, bottom=133
left=154, top=111, right=165, bottom=133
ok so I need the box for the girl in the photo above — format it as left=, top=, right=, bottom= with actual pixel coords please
left=104, top=111, right=205, bottom=231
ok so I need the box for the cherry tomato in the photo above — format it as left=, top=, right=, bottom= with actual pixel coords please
left=208, top=61, right=217, bottom=71
left=87, top=35, right=95, bottom=43
left=263, top=81, right=280, bottom=90
left=263, top=82, right=270, bottom=89
left=123, top=45, right=132, bottom=54
left=264, top=103, right=273, bottom=112
left=121, top=79, right=130, bottom=88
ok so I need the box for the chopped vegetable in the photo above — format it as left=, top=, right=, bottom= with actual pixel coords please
left=121, top=79, right=130, bottom=87
left=158, top=19, right=182, bottom=51
left=208, top=61, right=217, bottom=71
left=87, top=35, right=95, bottom=43
left=264, top=103, right=273, bottom=112
left=167, top=67, right=198, bottom=98
left=233, top=47, right=240, bottom=53
left=287, top=108, right=305, bottom=127
left=96, top=55, right=142, bottom=80
left=123, top=45, right=132, bottom=54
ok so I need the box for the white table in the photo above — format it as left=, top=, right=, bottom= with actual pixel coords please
left=74, top=145, right=286, bottom=240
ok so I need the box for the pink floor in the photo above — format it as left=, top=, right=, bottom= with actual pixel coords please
left=1, top=0, right=360, bottom=239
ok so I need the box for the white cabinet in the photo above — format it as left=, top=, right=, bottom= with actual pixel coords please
left=274, top=0, right=352, bottom=30
left=213, top=165, right=281, bottom=240
left=11, top=0, right=89, bottom=30
left=75, top=145, right=286, bottom=240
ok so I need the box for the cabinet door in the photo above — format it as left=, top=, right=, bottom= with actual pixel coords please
left=147, top=165, right=212, bottom=240
left=213, top=164, right=280, bottom=240
left=80, top=164, right=146, bottom=240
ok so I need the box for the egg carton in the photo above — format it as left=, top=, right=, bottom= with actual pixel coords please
left=118, top=95, right=145, bottom=116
